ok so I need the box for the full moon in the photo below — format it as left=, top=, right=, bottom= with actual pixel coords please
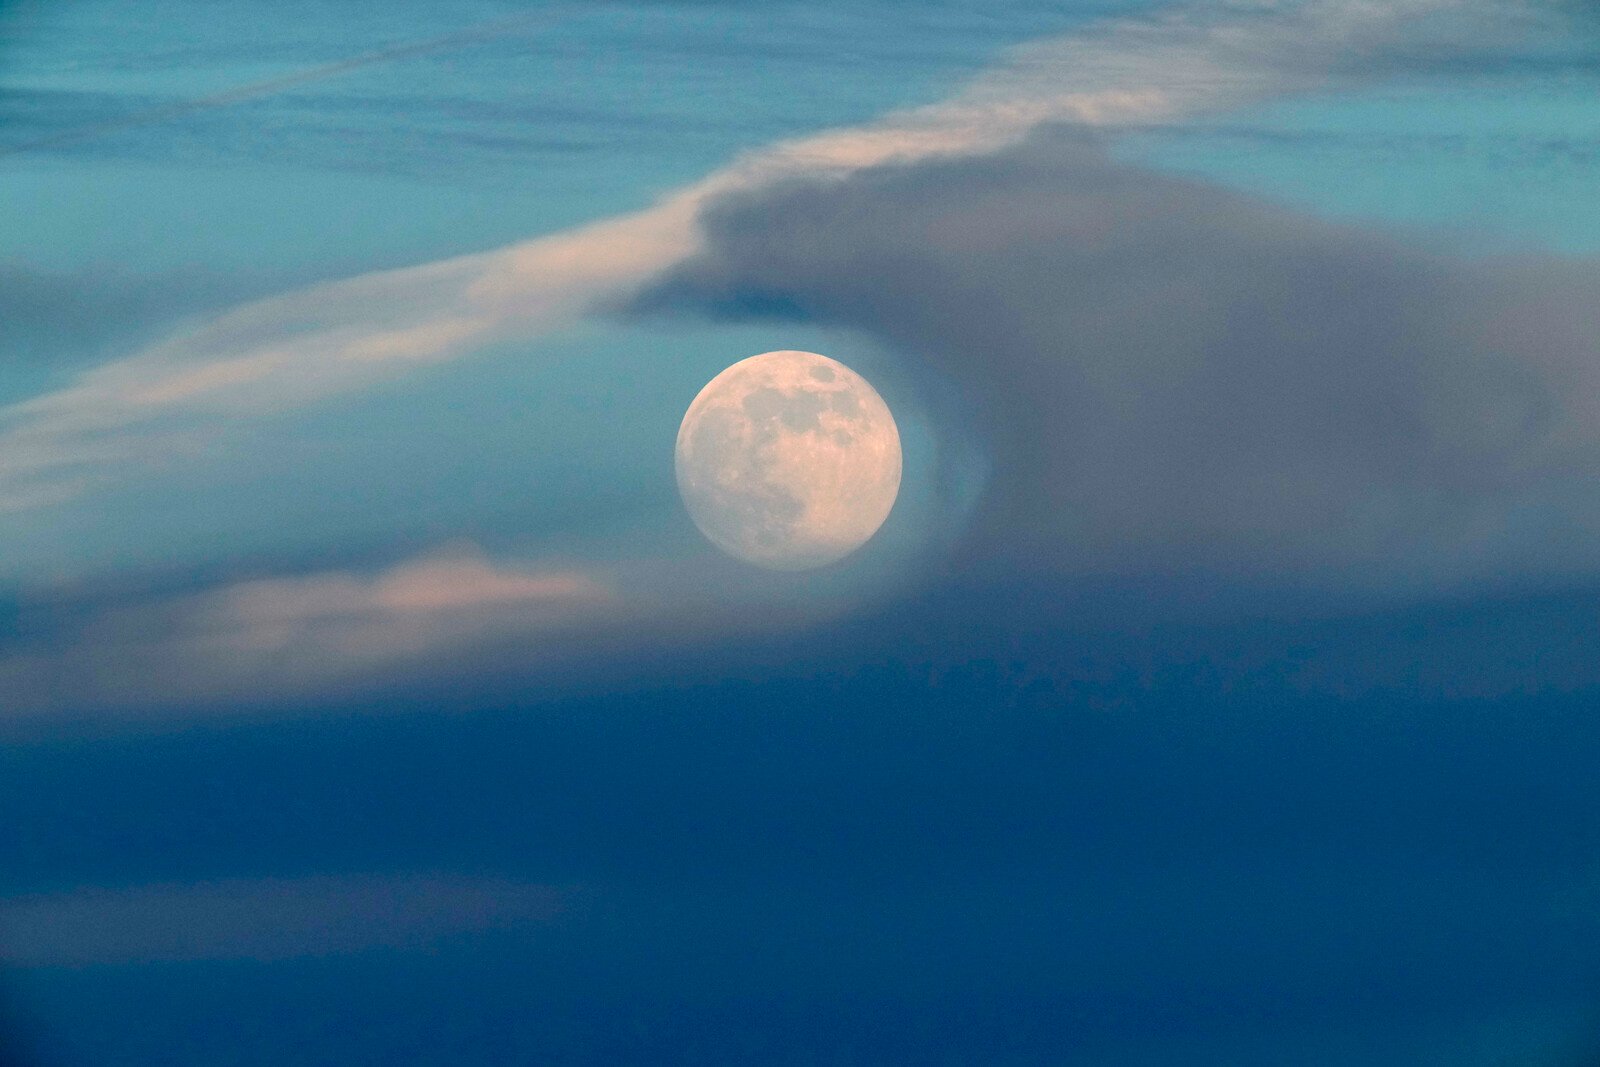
left=675, top=350, right=902, bottom=570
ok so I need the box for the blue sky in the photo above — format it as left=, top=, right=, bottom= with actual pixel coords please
left=4, top=1, right=1600, bottom=1063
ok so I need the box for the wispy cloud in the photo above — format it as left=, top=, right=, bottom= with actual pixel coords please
left=0, top=545, right=617, bottom=712
left=0, top=8, right=580, bottom=160
left=199, top=548, right=611, bottom=656
left=0, top=509, right=946, bottom=717
left=0, top=0, right=1471, bottom=512
left=0, top=873, right=571, bottom=966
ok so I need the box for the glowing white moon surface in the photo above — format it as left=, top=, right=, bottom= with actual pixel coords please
left=675, top=350, right=902, bottom=570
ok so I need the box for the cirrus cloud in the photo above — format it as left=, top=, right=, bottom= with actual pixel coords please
left=0, top=545, right=617, bottom=715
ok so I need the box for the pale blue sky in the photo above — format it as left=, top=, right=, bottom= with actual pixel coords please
left=1122, top=72, right=1600, bottom=253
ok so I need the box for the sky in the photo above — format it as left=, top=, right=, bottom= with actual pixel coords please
left=3, top=0, right=1600, bottom=1063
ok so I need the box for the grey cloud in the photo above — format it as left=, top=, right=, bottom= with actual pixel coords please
left=631, top=130, right=1600, bottom=597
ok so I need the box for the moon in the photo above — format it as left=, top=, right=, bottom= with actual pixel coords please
left=675, top=350, right=902, bottom=570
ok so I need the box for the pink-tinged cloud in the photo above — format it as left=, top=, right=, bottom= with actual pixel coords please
left=0, top=545, right=619, bottom=715
left=213, top=553, right=608, bottom=630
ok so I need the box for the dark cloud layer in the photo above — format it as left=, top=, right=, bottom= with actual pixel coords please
left=634, top=131, right=1600, bottom=598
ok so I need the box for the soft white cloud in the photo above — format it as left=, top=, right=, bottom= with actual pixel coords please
left=0, top=0, right=1468, bottom=511
left=211, top=552, right=605, bottom=630
left=194, top=549, right=612, bottom=660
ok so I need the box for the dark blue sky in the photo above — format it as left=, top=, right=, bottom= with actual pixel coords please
left=4, top=1, right=1600, bottom=1063
left=7, top=581, right=1600, bottom=1063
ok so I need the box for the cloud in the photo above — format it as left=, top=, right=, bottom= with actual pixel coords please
left=200, top=549, right=611, bottom=655
left=0, top=873, right=570, bottom=966
left=0, top=9, right=582, bottom=161
left=0, top=0, right=1479, bottom=512
left=631, top=129, right=1600, bottom=597
left=0, top=545, right=617, bottom=713
left=0, top=501, right=963, bottom=717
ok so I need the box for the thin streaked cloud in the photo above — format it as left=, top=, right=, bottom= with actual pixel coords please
left=0, top=873, right=573, bottom=966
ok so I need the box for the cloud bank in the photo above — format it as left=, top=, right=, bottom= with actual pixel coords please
left=635, top=130, right=1600, bottom=595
